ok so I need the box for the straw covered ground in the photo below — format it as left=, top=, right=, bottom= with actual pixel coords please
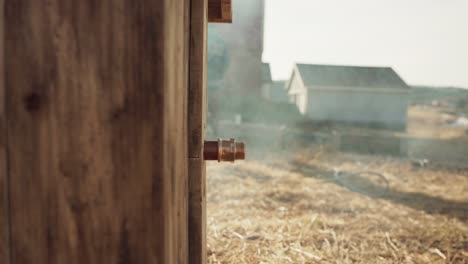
left=207, top=147, right=468, bottom=263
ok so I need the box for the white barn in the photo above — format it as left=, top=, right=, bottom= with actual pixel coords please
left=287, top=64, right=410, bottom=130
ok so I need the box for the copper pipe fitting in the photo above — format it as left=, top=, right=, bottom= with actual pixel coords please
left=204, top=139, right=245, bottom=162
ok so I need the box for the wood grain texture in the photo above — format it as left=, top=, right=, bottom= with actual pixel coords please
left=188, top=158, right=206, bottom=264
left=188, top=0, right=207, bottom=263
left=0, top=0, right=10, bottom=262
left=189, top=0, right=207, bottom=159
left=4, top=1, right=189, bottom=263
left=208, top=0, right=232, bottom=23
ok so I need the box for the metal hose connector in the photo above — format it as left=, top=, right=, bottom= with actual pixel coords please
left=204, top=139, right=245, bottom=162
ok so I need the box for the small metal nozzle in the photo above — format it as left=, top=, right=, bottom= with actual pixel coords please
left=204, top=139, right=245, bottom=162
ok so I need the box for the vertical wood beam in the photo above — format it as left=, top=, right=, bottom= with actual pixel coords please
left=0, top=0, right=10, bottom=262
left=208, top=0, right=232, bottom=23
left=189, top=2, right=207, bottom=159
left=4, top=1, right=189, bottom=263
left=188, top=0, right=207, bottom=263
left=188, top=159, right=206, bottom=264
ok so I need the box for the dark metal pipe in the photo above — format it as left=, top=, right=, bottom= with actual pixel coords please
left=204, top=141, right=219, bottom=161
left=203, top=139, right=245, bottom=162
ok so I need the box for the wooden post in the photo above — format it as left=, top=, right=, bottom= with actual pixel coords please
left=188, top=0, right=208, bottom=263
left=3, top=1, right=190, bottom=263
left=0, top=0, right=10, bottom=262
left=208, top=0, right=232, bottom=23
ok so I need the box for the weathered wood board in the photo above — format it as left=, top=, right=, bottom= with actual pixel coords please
left=188, top=0, right=208, bottom=263
left=0, top=0, right=10, bottom=262
left=4, top=1, right=190, bottom=263
left=189, top=158, right=206, bottom=264
left=208, top=0, right=232, bottom=23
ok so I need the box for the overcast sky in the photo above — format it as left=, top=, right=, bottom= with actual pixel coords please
left=263, top=0, right=468, bottom=87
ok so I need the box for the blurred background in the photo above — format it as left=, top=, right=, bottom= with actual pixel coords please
left=206, top=1, right=468, bottom=263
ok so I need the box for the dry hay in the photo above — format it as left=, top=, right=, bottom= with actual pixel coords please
left=408, top=106, right=468, bottom=140
left=207, top=147, right=468, bottom=263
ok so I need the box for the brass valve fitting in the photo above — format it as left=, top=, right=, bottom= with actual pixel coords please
left=204, top=139, right=245, bottom=162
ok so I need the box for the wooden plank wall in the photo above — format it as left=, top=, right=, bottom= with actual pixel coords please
left=188, top=0, right=208, bottom=263
left=3, top=1, right=189, bottom=263
left=208, top=0, right=232, bottom=23
left=0, top=0, right=10, bottom=262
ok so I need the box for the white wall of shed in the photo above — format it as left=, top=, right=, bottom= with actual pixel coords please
left=287, top=68, right=308, bottom=114
left=306, top=88, right=409, bottom=126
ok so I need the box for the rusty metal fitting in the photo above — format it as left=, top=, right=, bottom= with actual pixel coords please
left=204, top=139, right=245, bottom=162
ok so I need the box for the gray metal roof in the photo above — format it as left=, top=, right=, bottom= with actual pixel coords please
left=296, top=64, right=408, bottom=89
left=270, top=81, right=288, bottom=101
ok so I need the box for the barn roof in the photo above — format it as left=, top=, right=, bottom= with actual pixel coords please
left=262, top=63, right=272, bottom=82
left=296, top=64, right=408, bottom=89
left=270, top=80, right=288, bottom=101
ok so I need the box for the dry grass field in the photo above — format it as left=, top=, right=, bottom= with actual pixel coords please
left=407, top=106, right=468, bottom=140
left=207, top=147, right=468, bottom=263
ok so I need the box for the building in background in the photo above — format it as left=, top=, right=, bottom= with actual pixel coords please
left=261, top=63, right=273, bottom=99
left=287, top=63, right=410, bottom=130
left=261, top=63, right=289, bottom=103
left=269, top=81, right=290, bottom=103
left=208, top=0, right=265, bottom=97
